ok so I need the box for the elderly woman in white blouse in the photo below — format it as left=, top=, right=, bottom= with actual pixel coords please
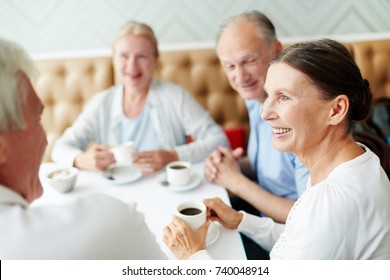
left=52, top=20, right=228, bottom=174
left=163, top=39, right=390, bottom=260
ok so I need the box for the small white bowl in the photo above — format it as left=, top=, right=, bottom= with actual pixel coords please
left=47, top=167, right=78, bottom=193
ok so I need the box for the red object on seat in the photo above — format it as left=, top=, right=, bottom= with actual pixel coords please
left=224, top=127, right=247, bottom=151
left=187, top=127, right=247, bottom=151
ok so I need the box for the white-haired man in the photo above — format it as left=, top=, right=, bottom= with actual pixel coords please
left=0, top=37, right=166, bottom=259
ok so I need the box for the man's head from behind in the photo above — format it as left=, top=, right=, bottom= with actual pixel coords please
left=216, top=11, right=282, bottom=103
left=0, top=37, right=47, bottom=202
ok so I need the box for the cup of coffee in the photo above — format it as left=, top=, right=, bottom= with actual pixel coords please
left=175, top=201, right=206, bottom=230
left=111, top=141, right=135, bottom=166
left=166, top=161, right=191, bottom=186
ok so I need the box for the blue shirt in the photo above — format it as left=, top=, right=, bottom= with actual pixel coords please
left=246, top=100, right=309, bottom=200
left=120, top=105, right=163, bottom=151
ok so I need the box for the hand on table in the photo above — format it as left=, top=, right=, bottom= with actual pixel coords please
left=132, top=149, right=179, bottom=175
left=74, top=143, right=115, bottom=171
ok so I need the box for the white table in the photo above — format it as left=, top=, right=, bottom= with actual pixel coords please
left=33, top=162, right=247, bottom=260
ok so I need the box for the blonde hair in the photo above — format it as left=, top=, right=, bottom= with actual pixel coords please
left=112, top=20, right=159, bottom=57
left=0, top=37, right=35, bottom=132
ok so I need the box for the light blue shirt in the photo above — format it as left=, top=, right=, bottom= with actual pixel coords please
left=120, top=105, right=163, bottom=151
left=246, top=100, right=309, bottom=200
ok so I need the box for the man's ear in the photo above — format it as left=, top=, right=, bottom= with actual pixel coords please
left=328, top=95, right=350, bottom=126
left=0, top=134, right=7, bottom=164
left=273, top=40, right=283, bottom=56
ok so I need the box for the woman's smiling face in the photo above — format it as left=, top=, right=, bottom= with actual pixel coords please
left=261, top=62, right=334, bottom=156
left=113, top=34, right=157, bottom=92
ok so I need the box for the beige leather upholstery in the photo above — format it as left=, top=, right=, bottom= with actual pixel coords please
left=33, top=39, right=390, bottom=162
left=34, top=57, right=114, bottom=161
left=346, top=40, right=390, bottom=100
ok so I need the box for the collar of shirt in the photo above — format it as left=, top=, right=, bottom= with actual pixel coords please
left=0, top=185, right=29, bottom=207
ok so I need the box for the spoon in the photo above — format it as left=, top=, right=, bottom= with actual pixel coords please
left=104, top=166, right=115, bottom=180
left=161, top=173, right=170, bottom=187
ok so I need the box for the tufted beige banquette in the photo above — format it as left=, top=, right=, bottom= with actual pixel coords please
left=33, top=39, right=390, bottom=162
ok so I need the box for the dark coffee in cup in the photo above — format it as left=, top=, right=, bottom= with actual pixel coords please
left=176, top=201, right=206, bottom=229
left=166, top=161, right=191, bottom=186
left=180, top=207, right=202, bottom=216
left=170, top=165, right=187, bottom=170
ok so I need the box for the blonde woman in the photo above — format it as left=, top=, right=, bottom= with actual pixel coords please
left=52, top=20, right=228, bottom=175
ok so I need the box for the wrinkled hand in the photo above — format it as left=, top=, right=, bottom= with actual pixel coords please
left=204, top=147, right=244, bottom=193
left=204, top=146, right=243, bottom=183
left=132, top=149, right=179, bottom=175
left=163, top=216, right=209, bottom=260
left=74, top=143, right=115, bottom=171
left=204, top=149, right=223, bottom=182
left=204, top=197, right=243, bottom=229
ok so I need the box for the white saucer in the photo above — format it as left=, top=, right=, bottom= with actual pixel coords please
left=103, top=165, right=142, bottom=184
left=156, top=173, right=202, bottom=192
left=206, top=222, right=220, bottom=247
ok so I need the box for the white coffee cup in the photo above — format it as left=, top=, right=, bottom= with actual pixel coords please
left=166, top=161, right=191, bottom=186
left=111, top=141, right=135, bottom=166
left=175, top=201, right=206, bottom=230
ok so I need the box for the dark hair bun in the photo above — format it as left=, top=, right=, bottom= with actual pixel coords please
left=350, top=79, right=372, bottom=121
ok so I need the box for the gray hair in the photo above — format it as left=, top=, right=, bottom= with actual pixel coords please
left=216, top=10, right=278, bottom=46
left=112, top=20, right=159, bottom=57
left=0, top=37, right=35, bottom=132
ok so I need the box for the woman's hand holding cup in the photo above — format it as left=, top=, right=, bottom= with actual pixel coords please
left=110, top=141, right=135, bottom=166
left=204, top=197, right=243, bottom=230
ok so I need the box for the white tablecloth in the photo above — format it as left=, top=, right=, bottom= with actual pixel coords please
left=33, top=162, right=247, bottom=260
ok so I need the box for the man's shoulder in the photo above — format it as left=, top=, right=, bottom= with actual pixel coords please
left=73, top=193, right=134, bottom=210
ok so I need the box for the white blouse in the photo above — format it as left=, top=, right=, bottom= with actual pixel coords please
left=191, top=146, right=390, bottom=260
left=238, top=146, right=390, bottom=259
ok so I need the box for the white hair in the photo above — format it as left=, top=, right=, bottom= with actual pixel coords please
left=0, top=37, right=35, bottom=132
